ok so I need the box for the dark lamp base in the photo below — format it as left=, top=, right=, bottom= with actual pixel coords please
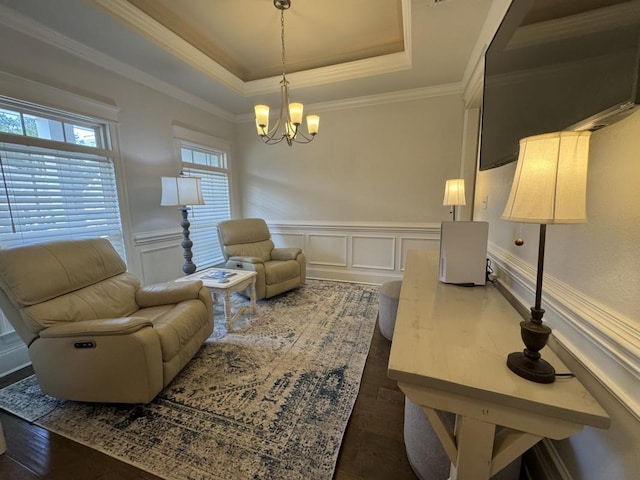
left=507, top=351, right=556, bottom=384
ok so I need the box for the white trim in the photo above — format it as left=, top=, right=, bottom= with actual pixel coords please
left=268, top=221, right=440, bottom=284
left=0, top=2, right=463, bottom=123
left=269, top=220, right=441, bottom=234
left=524, top=439, right=574, bottom=480
left=0, top=71, right=119, bottom=122
left=488, top=242, right=640, bottom=420
left=133, top=228, right=182, bottom=246
left=91, top=0, right=413, bottom=97
left=244, top=51, right=412, bottom=96
left=0, top=4, right=234, bottom=121
left=350, top=235, right=396, bottom=271
left=236, top=83, right=464, bottom=123
left=171, top=124, right=232, bottom=153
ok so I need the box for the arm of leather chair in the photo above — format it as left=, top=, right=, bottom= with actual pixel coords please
left=135, top=280, right=204, bottom=308
left=39, top=317, right=152, bottom=338
left=271, top=248, right=302, bottom=261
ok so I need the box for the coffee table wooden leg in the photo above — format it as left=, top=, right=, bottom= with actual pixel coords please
left=224, top=290, right=232, bottom=326
left=250, top=278, right=257, bottom=314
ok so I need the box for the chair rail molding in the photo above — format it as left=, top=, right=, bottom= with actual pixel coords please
left=268, top=221, right=441, bottom=284
left=488, top=242, right=640, bottom=421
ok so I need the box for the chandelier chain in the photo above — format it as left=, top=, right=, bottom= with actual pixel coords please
left=280, top=8, right=287, bottom=81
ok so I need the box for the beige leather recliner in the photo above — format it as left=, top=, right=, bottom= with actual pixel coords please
left=0, top=238, right=213, bottom=404
left=217, top=218, right=306, bottom=300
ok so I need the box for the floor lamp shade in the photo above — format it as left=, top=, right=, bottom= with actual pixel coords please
left=502, top=131, right=590, bottom=224
left=161, top=176, right=204, bottom=275
left=160, top=176, right=204, bottom=207
left=501, top=130, right=590, bottom=384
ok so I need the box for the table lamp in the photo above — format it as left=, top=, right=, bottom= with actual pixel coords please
left=161, top=175, right=205, bottom=275
left=443, top=178, right=466, bottom=221
left=501, top=131, right=590, bottom=383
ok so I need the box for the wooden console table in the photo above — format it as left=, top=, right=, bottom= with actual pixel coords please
left=388, top=250, right=610, bottom=480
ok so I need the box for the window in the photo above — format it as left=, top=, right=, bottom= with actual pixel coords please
left=178, top=138, right=231, bottom=269
left=0, top=98, right=126, bottom=258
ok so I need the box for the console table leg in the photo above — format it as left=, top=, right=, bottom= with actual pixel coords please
left=450, top=415, right=495, bottom=480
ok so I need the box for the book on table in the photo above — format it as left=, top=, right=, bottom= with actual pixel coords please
left=201, top=270, right=237, bottom=280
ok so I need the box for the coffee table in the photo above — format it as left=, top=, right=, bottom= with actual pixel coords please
left=177, top=267, right=257, bottom=330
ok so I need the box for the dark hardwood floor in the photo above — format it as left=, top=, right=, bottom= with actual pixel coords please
left=0, top=324, right=417, bottom=480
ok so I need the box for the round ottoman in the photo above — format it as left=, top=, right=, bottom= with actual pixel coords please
left=378, top=280, right=402, bottom=340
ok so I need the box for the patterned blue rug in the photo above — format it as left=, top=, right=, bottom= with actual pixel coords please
left=0, top=280, right=379, bottom=480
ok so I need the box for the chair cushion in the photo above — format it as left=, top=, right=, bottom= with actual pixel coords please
left=21, top=273, right=140, bottom=333
left=0, top=238, right=126, bottom=307
left=136, top=300, right=210, bottom=362
left=265, top=260, right=300, bottom=285
left=218, top=218, right=271, bottom=245
left=226, top=239, right=274, bottom=262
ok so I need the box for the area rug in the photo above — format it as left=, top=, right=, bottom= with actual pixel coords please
left=0, top=279, right=379, bottom=480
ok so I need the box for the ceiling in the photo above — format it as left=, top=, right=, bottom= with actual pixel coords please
left=0, top=0, right=497, bottom=116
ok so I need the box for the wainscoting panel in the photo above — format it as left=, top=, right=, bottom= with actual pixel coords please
left=306, top=234, right=348, bottom=267
left=131, top=222, right=442, bottom=286
left=269, top=221, right=441, bottom=284
left=351, top=235, right=396, bottom=270
left=270, top=232, right=305, bottom=250
left=133, top=229, right=185, bottom=285
left=0, top=332, right=30, bottom=377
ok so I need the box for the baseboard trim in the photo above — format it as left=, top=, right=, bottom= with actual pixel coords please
left=523, top=439, right=574, bottom=480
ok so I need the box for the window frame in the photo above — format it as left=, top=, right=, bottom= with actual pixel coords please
left=172, top=125, right=234, bottom=270
left=0, top=96, right=130, bottom=261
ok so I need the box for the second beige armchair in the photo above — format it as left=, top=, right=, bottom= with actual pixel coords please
left=217, top=218, right=306, bottom=300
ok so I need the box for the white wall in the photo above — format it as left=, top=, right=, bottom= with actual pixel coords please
left=474, top=110, right=640, bottom=480
left=235, top=93, right=466, bottom=223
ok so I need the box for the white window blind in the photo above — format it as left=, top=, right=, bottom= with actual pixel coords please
left=180, top=143, right=231, bottom=269
left=0, top=143, right=125, bottom=258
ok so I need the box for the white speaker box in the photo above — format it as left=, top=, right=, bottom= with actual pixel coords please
left=439, top=221, right=489, bottom=286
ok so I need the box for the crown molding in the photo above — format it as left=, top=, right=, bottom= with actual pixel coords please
left=235, top=82, right=463, bottom=123
left=89, top=0, right=244, bottom=94
left=0, top=4, right=235, bottom=122
left=0, top=71, right=119, bottom=122
left=91, top=0, right=413, bottom=97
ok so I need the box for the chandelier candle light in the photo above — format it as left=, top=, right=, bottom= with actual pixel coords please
left=501, top=130, right=591, bottom=384
left=161, top=176, right=205, bottom=275
left=254, top=0, right=319, bottom=146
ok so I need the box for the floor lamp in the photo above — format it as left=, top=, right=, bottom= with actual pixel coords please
left=443, top=178, right=466, bottom=221
left=161, top=176, right=205, bottom=275
left=502, top=131, right=591, bottom=383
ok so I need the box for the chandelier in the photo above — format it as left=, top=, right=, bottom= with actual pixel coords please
left=254, top=0, right=319, bottom=146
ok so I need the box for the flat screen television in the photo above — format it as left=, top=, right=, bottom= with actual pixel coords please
left=479, top=0, right=640, bottom=171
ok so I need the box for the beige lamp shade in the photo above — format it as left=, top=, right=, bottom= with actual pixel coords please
left=443, top=178, right=466, bottom=206
left=502, top=131, right=590, bottom=224
left=160, top=176, right=204, bottom=206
